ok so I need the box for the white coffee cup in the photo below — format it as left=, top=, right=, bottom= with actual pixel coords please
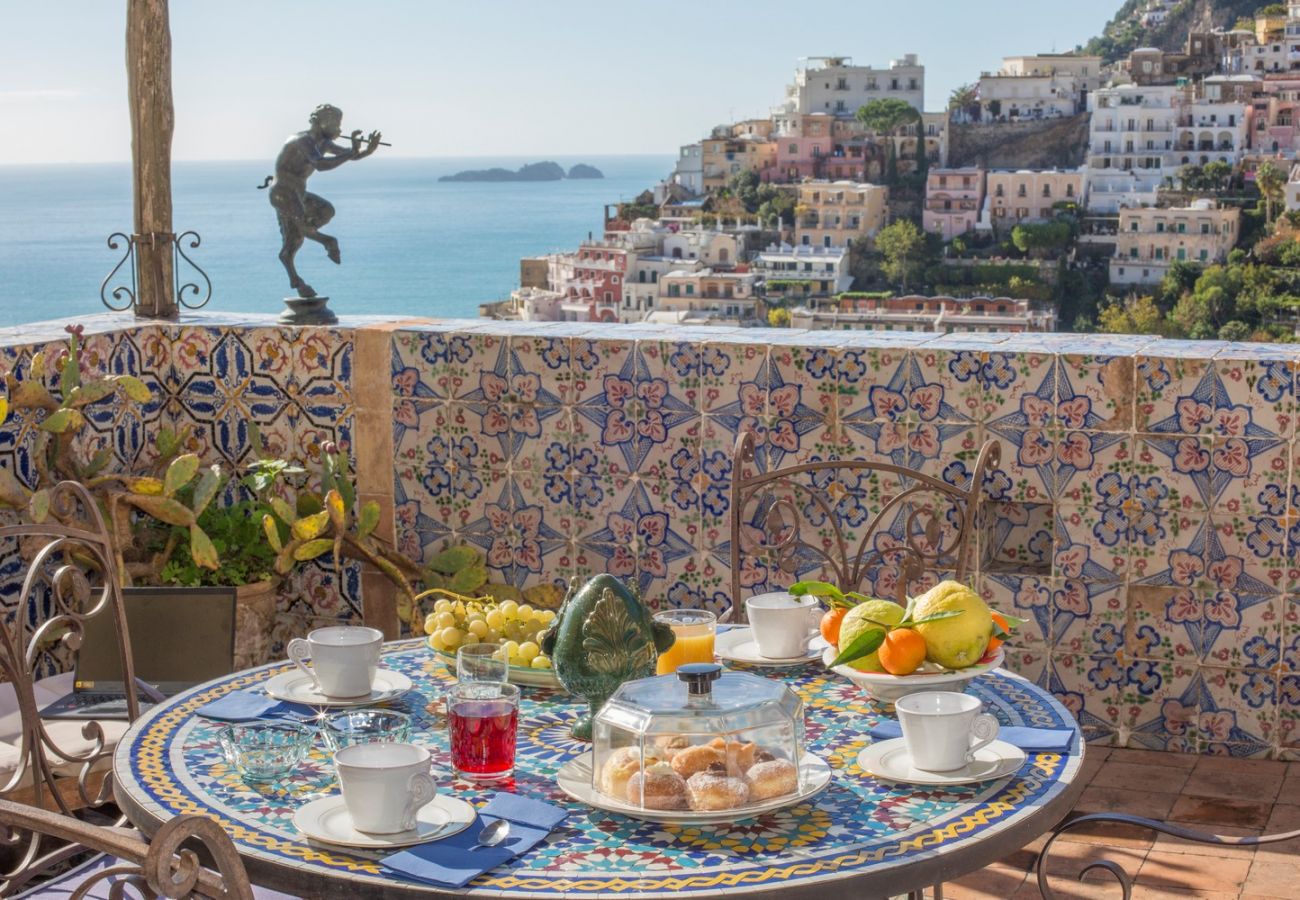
left=334, top=742, right=437, bottom=834
left=895, top=691, right=1000, bottom=772
left=745, top=592, right=822, bottom=659
left=287, top=626, right=382, bottom=699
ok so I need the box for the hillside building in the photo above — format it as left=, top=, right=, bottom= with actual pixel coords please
left=923, top=167, right=986, bottom=239
left=794, top=181, right=889, bottom=248
left=1109, top=199, right=1241, bottom=285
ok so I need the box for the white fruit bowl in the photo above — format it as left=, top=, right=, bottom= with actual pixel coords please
left=822, top=645, right=1005, bottom=704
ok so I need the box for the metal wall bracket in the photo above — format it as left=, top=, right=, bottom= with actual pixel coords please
left=101, top=230, right=211, bottom=312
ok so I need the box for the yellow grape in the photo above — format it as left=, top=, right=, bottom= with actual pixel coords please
left=516, top=604, right=534, bottom=622
left=517, top=641, right=540, bottom=663
left=467, top=620, right=489, bottom=638
left=433, top=611, right=456, bottom=630
left=439, top=627, right=464, bottom=649
left=508, top=654, right=527, bottom=668
left=485, top=610, right=505, bottom=630
left=500, top=640, right=519, bottom=658
left=484, top=628, right=501, bottom=644
left=423, top=613, right=439, bottom=634
left=497, top=600, right=519, bottom=619
left=433, top=599, right=453, bottom=614
left=530, top=656, right=552, bottom=669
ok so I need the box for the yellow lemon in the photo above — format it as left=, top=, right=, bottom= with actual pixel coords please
left=836, top=599, right=905, bottom=671
left=910, top=581, right=993, bottom=669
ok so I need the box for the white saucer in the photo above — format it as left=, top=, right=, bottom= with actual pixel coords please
left=858, top=738, right=1027, bottom=786
left=556, top=752, right=832, bottom=825
left=294, top=793, right=475, bottom=849
left=715, top=627, right=829, bottom=666
left=265, top=669, right=413, bottom=707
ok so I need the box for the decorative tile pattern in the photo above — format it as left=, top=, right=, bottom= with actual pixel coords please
left=3, top=317, right=1300, bottom=758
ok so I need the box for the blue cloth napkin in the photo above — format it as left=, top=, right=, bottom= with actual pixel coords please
left=383, top=792, right=566, bottom=889
left=867, top=719, right=1075, bottom=752
left=197, top=690, right=313, bottom=722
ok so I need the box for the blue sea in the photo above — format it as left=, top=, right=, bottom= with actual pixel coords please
left=0, top=155, right=672, bottom=327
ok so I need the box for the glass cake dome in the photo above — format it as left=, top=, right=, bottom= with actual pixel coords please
left=591, top=663, right=806, bottom=814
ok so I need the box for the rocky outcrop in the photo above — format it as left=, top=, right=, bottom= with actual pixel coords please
left=948, top=114, right=1090, bottom=171
left=567, top=163, right=604, bottom=179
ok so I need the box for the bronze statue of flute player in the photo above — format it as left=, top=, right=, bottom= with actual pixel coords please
left=259, top=104, right=385, bottom=322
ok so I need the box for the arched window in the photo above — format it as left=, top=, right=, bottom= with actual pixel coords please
left=672, top=247, right=682, bottom=259
left=718, top=248, right=729, bottom=263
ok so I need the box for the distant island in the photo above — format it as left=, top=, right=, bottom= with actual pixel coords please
left=438, top=161, right=604, bottom=183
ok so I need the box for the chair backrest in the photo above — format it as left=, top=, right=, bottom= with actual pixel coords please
left=0, top=798, right=253, bottom=899
left=728, top=433, right=1000, bottom=611
left=0, top=481, right=140, bottom=891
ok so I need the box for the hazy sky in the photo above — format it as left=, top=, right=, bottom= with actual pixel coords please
left=1, top=1, right=1114, bottom=165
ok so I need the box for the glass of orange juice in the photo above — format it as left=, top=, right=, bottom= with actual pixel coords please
left=654, top=609, right=717, bottom=675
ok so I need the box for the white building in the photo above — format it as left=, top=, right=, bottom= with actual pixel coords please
left=1084, top=83, right=1189, bottom=212
left=751, top=244, right=852, bottom=295
left=1285, top=162, right=1300, bottom=212
left=780, top=55, right=924, bottom=119
left=667, top=142, right=703, bottom=197
left=622, top=255, right=701, bottom=322
left=1174, top=100, right=1248, bottom=167
left=978, top=54, right=1104, bottom=120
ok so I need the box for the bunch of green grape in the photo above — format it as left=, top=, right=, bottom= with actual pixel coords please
left=424, top=598, right=556, bottom=669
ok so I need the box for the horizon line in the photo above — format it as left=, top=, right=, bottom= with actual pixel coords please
left=0, top=152, right=680, bottom=168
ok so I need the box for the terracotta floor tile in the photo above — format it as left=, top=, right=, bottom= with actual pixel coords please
left=1130, top=888, right=1242, bottom=899
left=1151, top=823, right=1261, bottom=861
left=1244, top=855, right=1300, bottom=898
left=1137, top=849, right=1252, bottom=893
left=1169, top=796, right=1273, bottom=830
left=1254, top=802, right=1300, bottom=859
left=1110, top=747, right=1199, bottom=769
left=1077, top=785, right=1177, bottom=819
left=930, top=863, right=1027, bottom=899
left=1191, top=756, right=1289, bottom=778
left=1039, top=840, right=1147, bottom=879
left=1092, top=761, right=1192, bottom=794
left=1053, top=810, right=1157, bottom=849
left=1277, top=774, right=1300, bottom=804
left=1018, top=872, right=1133, bottom=898
left=1183, top=769, right=1283, bottom=804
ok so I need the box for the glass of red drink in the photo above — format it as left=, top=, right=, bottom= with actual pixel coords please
left=447, top=681, right=520, bottom=781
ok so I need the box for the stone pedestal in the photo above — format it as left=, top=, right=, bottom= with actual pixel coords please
left=280, top=296, right=338, bottom=325
left=234, top=580, right=278, bottom=669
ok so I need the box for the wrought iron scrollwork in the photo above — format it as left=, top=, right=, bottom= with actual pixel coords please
left=1036, top=811, right=1300, bottom=899
left=728, top=433, right=1000, bottom=615
left=100, top=230, right=211, bottom=312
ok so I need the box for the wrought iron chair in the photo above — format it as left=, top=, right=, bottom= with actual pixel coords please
left=0, top=481, right=142, bottom=893
left=0, top=798, right=253, bottom=899
left=1035, top=812, right=1300, bottom=898
left=728, top=432, right=1001, bottom=614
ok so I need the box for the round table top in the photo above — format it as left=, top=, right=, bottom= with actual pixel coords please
left=112, top=640, right=1085, bottom=899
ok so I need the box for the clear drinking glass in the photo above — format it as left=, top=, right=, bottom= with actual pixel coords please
left=457, top=642, right=509, bottom=683
left=219, top=721, right=314, bottom=783
left=320, top=708, right=412, bottom=751
left=654, top=609, right=717, bottom=674
left=447, top=681, right=520, bottom=781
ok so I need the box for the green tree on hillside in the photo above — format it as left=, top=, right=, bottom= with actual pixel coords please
left=948, top=83, right=979, bottom=121
left=875, top=219, right=925, bottom=290
left=856, top=99, right=922, bottom=186
left=1256, top=160, right=1286, bottom=223
left=1098, top=295, right=1166, bottom=335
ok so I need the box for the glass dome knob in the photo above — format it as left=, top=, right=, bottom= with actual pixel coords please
left=677, top=662, right=722, bottom=695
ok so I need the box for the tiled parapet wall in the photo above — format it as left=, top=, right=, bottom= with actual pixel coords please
left=2, top=314, right=1299, bottom=760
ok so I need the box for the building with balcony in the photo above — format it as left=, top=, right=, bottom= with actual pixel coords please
left=923, top=167, right=985, bottom=240
left=667, top=142, right=703, bottom=196
left=794, top=181, right=888, bottom=248
left=1249, top=76, right=1300, bottom=157
left=978, top=169, right=1083, bottom=230
left=779, top=55, right=924, bottom=120
left=751, top=244, right=851, bottom=296
left=1084, top=83, right=1189, bottom=212
left=976, top=53, right=1103, bottom=120
left=654, top=269, right=761, bottom=324
left=790, top=293, right=1056, bottom=332
left=701, top=136, right=778, bottom=191
left=1174, top=100, right=1249, bottom=166
left=1109, top=199, right=1241, bottom=285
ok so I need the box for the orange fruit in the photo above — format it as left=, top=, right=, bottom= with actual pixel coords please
left=986, top=612, right=1010, bottom=655
left=820, top=607, right=848, bottom=646
left=877, top=628, right=927, bottom=676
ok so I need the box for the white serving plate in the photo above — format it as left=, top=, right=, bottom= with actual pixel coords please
left=264, top=669, right=413, bottom=708
left=428, top=641, right=564, bottom=690
left=823, top=646, right=1005, bottom=704
left=556, top=752, right=831, bottom=825
left=715, top=627, right=829, bottom=667
left=858, top=737, right=1027, bottom=786
left=294, top=793, right=475, bottom=849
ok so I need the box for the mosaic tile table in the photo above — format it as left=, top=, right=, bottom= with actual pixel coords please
left=112, top=641, right=1085, bottom=899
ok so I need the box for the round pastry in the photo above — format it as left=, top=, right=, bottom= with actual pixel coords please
left=626, top=761, right=688, bottom=810
left=653, top=735, right=690, bottom=760
left=671, top=743, right=725, bottom=778
left=726, top=740, right=758, bottom=772
left=686, top=764, right=751, bottom=811
left=601, top=747, right=655, bottom=799
left=746, top=758, right=798, bottom=801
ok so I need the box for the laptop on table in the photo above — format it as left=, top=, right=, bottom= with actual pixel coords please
left=41, top=586, right=237, bottom=721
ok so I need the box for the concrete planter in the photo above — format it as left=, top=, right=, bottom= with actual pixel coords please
left=233, top=579, right=278, bottom=670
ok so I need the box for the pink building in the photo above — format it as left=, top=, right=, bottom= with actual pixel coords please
left=770, top=115, right=834, bottom=182
left=922, top=167, right=985, bottom=240
left=1250, top=76, right=1300, bottom=158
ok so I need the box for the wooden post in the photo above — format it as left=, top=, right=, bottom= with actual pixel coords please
left=125, top=0, right=177, bottom=318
